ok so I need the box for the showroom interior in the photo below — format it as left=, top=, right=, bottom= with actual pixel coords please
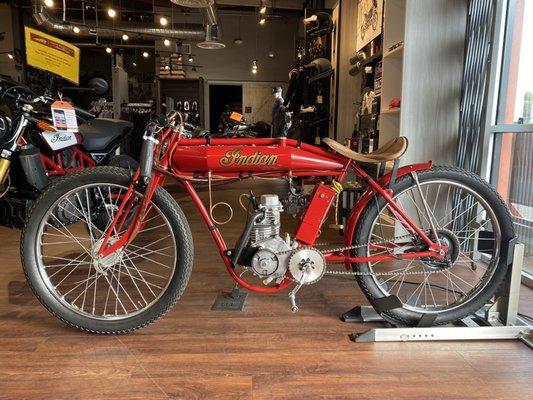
left=0, top=0, right=532, bottom=398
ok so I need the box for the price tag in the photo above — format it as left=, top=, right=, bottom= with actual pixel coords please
left=51, top=100, right=78, bottom=132
left=229, top=111, right=243, bottom=122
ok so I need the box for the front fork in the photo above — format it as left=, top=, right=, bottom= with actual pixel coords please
left=98, top=124, right=161, bottom=258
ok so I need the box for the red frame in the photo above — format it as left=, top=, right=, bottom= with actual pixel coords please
left=98, top=128, right=446, bottom=294
left=40, top=147, right=96, bottom=176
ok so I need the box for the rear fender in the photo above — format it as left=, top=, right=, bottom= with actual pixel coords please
left=343, top=162, right=433, bottom=247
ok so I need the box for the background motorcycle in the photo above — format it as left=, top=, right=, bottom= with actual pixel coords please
left=0, top=77, right=136, bottom=227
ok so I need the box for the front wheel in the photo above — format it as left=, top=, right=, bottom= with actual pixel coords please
left=352, top=166, right=515, bottom=326
left=20, top=167, right=193, bottom=333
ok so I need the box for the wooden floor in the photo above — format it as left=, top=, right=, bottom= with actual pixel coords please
left=0, top=180, right=532, bottom=399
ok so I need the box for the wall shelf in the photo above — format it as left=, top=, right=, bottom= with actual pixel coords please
left=381, top=107, right=401, bottom=114
left=383, top=44, right=404, bottom=59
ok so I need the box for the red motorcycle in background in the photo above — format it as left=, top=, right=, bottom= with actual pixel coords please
left=20, top=111, right=514, bottom=333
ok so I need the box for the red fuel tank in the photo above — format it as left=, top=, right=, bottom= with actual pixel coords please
left=171, top=138, right=345, bottom=174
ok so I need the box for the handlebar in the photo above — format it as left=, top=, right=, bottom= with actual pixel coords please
left=73, top=105, right=95, bottom=120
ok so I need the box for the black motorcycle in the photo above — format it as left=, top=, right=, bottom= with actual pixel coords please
left=0, top=77, right=136, bottom=227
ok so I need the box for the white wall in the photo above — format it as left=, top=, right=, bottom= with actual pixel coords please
left=401, top=0, right=467, bottom=166
left=335, top=0, right=360, bottom=144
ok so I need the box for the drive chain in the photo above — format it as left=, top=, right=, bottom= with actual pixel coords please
left=281, top=234, right=443, bottom=278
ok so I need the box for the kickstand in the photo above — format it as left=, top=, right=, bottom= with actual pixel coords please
left=211, top=284, right=248, bottom=311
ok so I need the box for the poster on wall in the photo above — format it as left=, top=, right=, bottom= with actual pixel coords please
left=356, top=0, right=383, bottom=51
left=24, top=26, right=80, bottom=85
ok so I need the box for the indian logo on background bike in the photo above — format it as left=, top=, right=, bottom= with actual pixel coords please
left=220, top=149, right=278, bottom=167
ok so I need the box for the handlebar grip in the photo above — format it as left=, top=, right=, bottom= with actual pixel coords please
left=73, top=106, right=95, bottom=120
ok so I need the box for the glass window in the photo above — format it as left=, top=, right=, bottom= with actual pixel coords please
left=491, top=0, right=533, bottom=279
left=498, top=0, right=533, bottom=124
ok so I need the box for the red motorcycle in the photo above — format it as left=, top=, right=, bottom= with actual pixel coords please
left=20, top=112, right=514, bottom=333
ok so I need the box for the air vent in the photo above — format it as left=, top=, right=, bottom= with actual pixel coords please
left=197, top=40, right=225, bottom=50
left=170, top=0, right=214, bottom=7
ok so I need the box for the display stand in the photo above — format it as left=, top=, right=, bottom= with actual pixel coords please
left=211, top=285, right=247, bottom=311
left=345, top=243, right=533, bottom=348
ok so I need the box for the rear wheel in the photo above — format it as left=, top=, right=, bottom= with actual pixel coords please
left=352, top=166, right=515, bottom=326
left=21, top=167, right=193, bottom=333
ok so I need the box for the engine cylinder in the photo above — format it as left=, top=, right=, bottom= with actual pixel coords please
left=250, top=194, right=282, bottom=243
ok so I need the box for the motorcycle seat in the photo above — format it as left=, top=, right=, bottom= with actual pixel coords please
left=323, top=136, right=408, bottom=164
left=78, top=118, right=133, bottom=152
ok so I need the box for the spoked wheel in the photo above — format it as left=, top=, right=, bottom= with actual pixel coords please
left=21, top=167, right=193, bottom=333
left=352, top=166, right=515, bottom=326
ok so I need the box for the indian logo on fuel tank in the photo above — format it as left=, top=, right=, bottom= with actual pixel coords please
left=220, top=148, right=278, bottom=167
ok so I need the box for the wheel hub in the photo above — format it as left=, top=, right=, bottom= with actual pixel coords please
left=422, top=228, right=460, bottom=270
left=91, top=237, right=123, bottom=274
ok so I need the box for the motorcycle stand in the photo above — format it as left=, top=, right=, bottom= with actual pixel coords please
left=211, top=284, right=248, bottom=311
left=343, top=242, right=533, bottom=349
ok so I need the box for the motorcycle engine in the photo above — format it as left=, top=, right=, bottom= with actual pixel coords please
left=246, top=194, right=292, bottom=282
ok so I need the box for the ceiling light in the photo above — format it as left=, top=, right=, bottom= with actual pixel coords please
left=251, top=59, right=258, bottom=74
left=259, top=17, right=266, bottom=25
left=132, top=61, right=137, bottom=67
left=160, top=16, right=168, bottom=26
left=260, top=6, right=267, bottom=14
left=234, top=38, right=243, bottom=45
left=72, top=26, right=80, bottom=34
left=44, top=0, right=54, bottom=7
left=143, top=51, right=149, bottom=58
left=105, top=46, right=112, bottom=54
left=268, top=51, right=274, bottom=58
left=164, top=39, right=171, bottom=46
left=164, top=65, right=170, bottom=70
left=7, top=53, right=13, bottom=60
left=122, top=34, right=129, bottom=41
left=188, top=55, right=194, bottom=62
left=178, top=55, right=183, bottom=61
left=107, top=8, right=116, bottom=18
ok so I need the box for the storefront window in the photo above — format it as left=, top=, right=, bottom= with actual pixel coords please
left=490, top=0, right=533, bottom=280
left=498, top=0, right=533, bottom=124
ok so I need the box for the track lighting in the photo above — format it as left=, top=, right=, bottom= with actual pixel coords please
left=160, top=17, right=168, bottom=26
left=122, top=34, right=129, bottom=41
left=44, top=0, right=54, bottom=7
left=72, top=26, right=80, bottom=34
left=259, top=0, right=267, bottom=14
left=7, top=53, right=13, bottom=60
left=251, top=59, right=258, bottom=74
left=105, top=46, right=112, bottom=54
left=259, top=17, right=266, bottom=25
left=143, top=51, right=149, bottom=58
left=107, top=8, right=116, bottom=18
left=164, top=39, right=171, bottom=46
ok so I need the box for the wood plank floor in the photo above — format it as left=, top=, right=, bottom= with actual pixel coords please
left=1, top=180, right=532, bottom=399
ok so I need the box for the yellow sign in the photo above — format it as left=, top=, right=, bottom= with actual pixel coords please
left=24, top=27, right=80, bottom=85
